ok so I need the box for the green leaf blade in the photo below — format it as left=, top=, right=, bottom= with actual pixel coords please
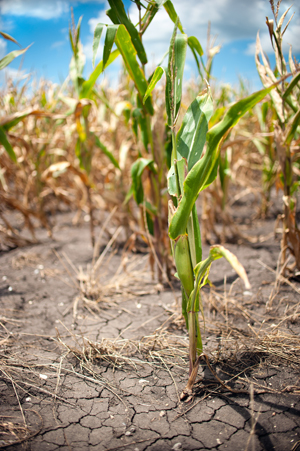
left=92, top=23, right=104, bottom=68
left=143, top=66, right=165, bottom=104
left=0, top=44, right=31, bottom=70
left=103, top=25, right=118, bottom=69
left=176, top=91, right=213, bottom=171
left=0, top=125, right=17, bottom=162
left=169, top=84, right=277, bottom=240
left=107, top=0, right=148, bottom=65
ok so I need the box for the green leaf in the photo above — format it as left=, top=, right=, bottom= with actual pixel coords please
left=75, top=138, right=92, bottom=175
left=107, top=0, right=148, bottom=65
left=173, top=33, right=187, bottom=120
left=188, top=36, right=204, bottom=78
left=162, top=0, right=184, bottom=33
left=140, top=2, right=159, bottom=33
left=76, top=16, right=83, bottom=47
left=187, top=36, right=203, bottom=57
left=80, top=49, right=119, bottom=99
left=166, top=21, right=187, bottom=125
left=93, top=133, right=120, bottom=169
left=131, top=158, right=156, bottom=205
left=92, top=23, right=104, bottom=68
left=0, top=45, right=31, bottom=70
left=283, top=72, right=300, bottom=99
left=103, top=25, right=118, bottom=69
left=169, top=84, right=277, bottom=240
left=143, top=66, right=165, bottom=104
left=114, top=25, right=154, bottom=115
left=285, top=109, right=300, bottom=146
left=0, top=125, right=17, bottom=162
left=176, top=90, right=213, bottom=171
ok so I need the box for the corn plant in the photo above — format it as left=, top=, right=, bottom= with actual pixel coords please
left=256, top=1, right=300, bottom=270
left=57, top=12, right=120, bottom=245
left=91, top=0, right=207, bottom=280
left=143, top=20, right=280, bottom=397
left=0, top=31, right=31, bottom=162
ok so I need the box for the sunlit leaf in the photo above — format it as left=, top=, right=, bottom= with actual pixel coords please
left=80, top=49, right=119, bottom=99
left=103, top=25, right=118, bottom=69
left=169, top=84, right=278, bottom=240
left=107, top=0, right=148, bottom=65
left=0, top=45, right=31, bottom=70
left=92, top=23, right=104, bottom=68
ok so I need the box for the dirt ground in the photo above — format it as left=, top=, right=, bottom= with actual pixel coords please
left=0, top=199, right=300, bottom=451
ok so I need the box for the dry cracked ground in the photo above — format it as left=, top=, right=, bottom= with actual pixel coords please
left=0, top=210, right=300, bottom=451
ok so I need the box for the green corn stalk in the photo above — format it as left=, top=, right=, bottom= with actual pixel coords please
left=144, top=20, right=280, bottom=397
left=255, top=2, right=300, bottom=271
left=91, top=0, right=206, bottom=281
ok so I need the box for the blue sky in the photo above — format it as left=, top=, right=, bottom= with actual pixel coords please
left=0, top=0, right=299, bottom=91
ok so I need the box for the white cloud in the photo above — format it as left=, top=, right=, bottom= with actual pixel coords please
left=51, top=40, right=66, bottom=49
left=0, top=0, right=69, bottom=19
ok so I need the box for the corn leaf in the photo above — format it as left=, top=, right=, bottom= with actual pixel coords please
left=93, top=133, right=120, bottom=169
left=0, top=45, right=31, bottom=70
left=103, top=25, right=118, bottom=69
left=283, top=72, right=300, bottom=99
left=166, top=22, right=187, bottom=125
left=285, top=109, right=300, bottom=146
left=1, top=109, right=49, bottom=131
left=107, top=0, right=147, bottom=65
left=143, top=66, right=165, bottom=104
left=80, top=49, right=119, bottom=99
left=173, top=33, right=188, bottom=123
left=140, top=2, right=159, bottom=33
left=92, top=23, right=104, bottom=68
left=131, top=158, right=156, bottom=205
left=176, top=90, right=213, bottom=171
left=161, top=0, right=184, bottom=33
left=169, top=85, right=277, bottom=240
left=0, top=125, right=17, bottom=162
left=114, top=25, right=154, bottom=115
left=210, top=245, right=251, bottom=289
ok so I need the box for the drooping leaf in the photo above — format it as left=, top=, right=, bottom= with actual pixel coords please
left=169, top=84, right=278, bottom=240
left=92, top=23, right=104, bottom=67
left=131, top=158, right=156, bottom=205
left=0, top=125, right=17, bottom=162
left=103, top=25, right=118, bottom=69
left=162, top=0, right=184, bottom=33
left=93, top=133, right=120, bottom=169
left=107, top=0, right=148, bottom=65
left=188, top=36, right=205, bottom=78
left=1, top=109, right=49, bottom=131
left=0, top=45, right=31, bottom=70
